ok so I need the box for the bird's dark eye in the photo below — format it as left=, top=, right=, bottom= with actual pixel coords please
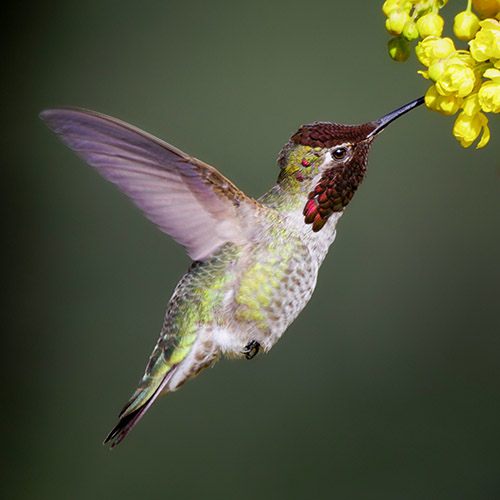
left=332, top=148, right=347, bottom=160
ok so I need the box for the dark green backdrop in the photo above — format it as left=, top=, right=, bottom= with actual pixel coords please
left=4, top=1, right=499, bottom=499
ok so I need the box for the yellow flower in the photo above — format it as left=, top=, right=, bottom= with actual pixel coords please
left=454, top=11, right=480, bottom=41
left=484, top=67, right=500, bottom=80
left=469, top=19, right=500, bottom=61
left=478, top=82, right=500, bottom=111
left=416, top=37, right=456, bottom=66
left=446, top=51, right=477, bottom=67
left=435, top=64, right=476, bottom=97
left=453, top=111, right=490, bottom=147
left=462, top=93, right=482, bottom=115
left=416, top=13, right=445, bottom=38
left=381, top=0, right=498, bottom=149
left=479, top=18, right=500, bottom=32
left=424, top=53, right=475, bottom=83
left=478, top=68, right=500, bottom=112
left=428, top=60, right=447, bottom=81
left=425, top=85, right=463, bottom=114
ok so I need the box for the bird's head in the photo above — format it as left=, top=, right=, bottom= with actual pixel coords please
left=277, top=97, right=424, bottom=231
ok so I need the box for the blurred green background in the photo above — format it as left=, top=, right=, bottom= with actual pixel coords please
left=3, top=1, right=500, bottom=499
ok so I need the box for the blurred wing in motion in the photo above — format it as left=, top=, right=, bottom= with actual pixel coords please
left=40, top=108, right=257, bottom=261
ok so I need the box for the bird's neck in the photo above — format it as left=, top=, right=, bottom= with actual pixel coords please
left=259, top=145, right=327, bottom=213
left=259, top=181, right=342, bottom=253
left=258, top=181, right=313, bottom=213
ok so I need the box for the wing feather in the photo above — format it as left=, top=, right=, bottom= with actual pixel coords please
left=40, top=108, right=257, bottom=261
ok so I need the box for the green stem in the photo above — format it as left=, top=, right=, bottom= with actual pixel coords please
left=466, top=0, right=472, bottom=13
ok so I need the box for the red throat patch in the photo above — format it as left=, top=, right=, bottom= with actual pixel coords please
left=302, top=140, right=373, bottom=232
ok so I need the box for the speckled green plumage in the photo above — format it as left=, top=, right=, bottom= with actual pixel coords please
left=123, top=207, right=315, bottom=418
left=233, top=218, right=312, bottom=335
left=121, top=243, right=242, bottom=417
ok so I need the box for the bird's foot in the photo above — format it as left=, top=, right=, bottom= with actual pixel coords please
left=242, top=341, right=260, bottom=360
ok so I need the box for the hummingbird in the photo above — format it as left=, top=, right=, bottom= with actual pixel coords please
left=40, top=96, right=424, bottom=447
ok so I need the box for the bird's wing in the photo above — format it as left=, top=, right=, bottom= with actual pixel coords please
left=40, top=108, right=259, bottom=261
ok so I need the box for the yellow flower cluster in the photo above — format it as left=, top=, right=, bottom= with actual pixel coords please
left=383, top=0, right=500, bottom=148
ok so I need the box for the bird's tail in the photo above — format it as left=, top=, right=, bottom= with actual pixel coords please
left=103, top=375, right=177, bottom=448
left=103, top=346, right=179, bottom=448
left=103, top=325, right=216, bottom=447
left=103, top=375, right=171, bottom=448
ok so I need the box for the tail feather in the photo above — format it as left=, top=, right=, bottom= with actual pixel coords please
left=103, top=369, right=175, bottom=448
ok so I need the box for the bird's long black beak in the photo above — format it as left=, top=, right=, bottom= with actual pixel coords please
left=367, top=96, right=425, bottom=138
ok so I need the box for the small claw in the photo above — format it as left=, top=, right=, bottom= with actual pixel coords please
left=242, top=340, right=260, bottom=360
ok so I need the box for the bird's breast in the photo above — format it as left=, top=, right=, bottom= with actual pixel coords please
left=226, top=211, right=340, bottom=351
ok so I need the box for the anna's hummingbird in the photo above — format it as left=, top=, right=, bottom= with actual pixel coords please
left=41, top=96, right=424, bottom=447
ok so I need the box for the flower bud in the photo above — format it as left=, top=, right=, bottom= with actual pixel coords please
left=416, top=13, right=445, bottom=38
left=388, top=35, right=411, bottom=61
left=383, top=0, right=401, bottom=17
left=402, top=1, right=413, bottom=13
left=403, top=21, right=420, bottom=41
left=454, top=11, right=480, bottom=40
left=386, top=9, right=411, bottom=35
left=472, top=0, right=500, bottom=18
